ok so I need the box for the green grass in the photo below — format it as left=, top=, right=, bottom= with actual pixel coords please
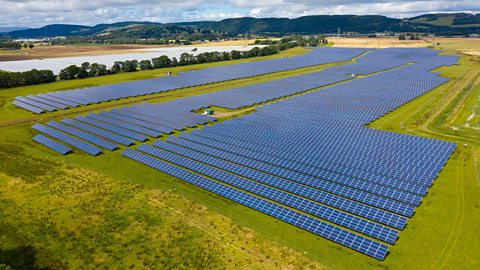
left=0, top=47, right=479, bottom=269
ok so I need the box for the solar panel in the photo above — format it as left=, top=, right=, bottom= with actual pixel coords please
left=33, top=134, right=71, bottom=155
left=12, top=100, right=44, bottom=114
left=15, top=96, right=57, bottom=111
left=74, top=116, right=148, bottom=142
left=26, top=95, right=68, bottom=109
left=32, top=123, right=102, bottom=156
left=87, top=113, right=161, bottom=137
left=60, top=118, right=134, bottom=146
left=46, top=121, right=118, bottom=151
left=37, top=93, right=80, bottom=107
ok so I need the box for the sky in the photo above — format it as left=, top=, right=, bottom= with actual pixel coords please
left=1, top=0, right=479, bottom=27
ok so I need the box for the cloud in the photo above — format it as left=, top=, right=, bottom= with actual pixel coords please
left=0, top=0, right=479, bottom=27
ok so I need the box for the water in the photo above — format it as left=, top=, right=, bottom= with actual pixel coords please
left=0, top=45, right=262, bottom=74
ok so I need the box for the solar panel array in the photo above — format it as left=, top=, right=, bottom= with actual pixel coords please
left=30, top=48, right=459, bottom=260
left=14, top=47, right=368, bottom=113
left=118, top=49, right=458, bottom=260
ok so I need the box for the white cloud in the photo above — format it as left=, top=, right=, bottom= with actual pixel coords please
left=0, top=0, right=478, bottom=27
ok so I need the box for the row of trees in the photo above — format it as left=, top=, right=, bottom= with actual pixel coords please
left=254, top=35, right=328, bottom=47
left=57, top=44, right=289, bottom=81
left=0, top=42, right=22, bottom=50
left=1, top=43, right=297, bottom=88
left=398, top=34, right=420, bottom=40
left=0, top=69, right=55, bottom=88
left=0, top=42, right=35, bottom=50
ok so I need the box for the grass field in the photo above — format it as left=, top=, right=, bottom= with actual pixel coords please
left=0, top=42, right=479, bottom=269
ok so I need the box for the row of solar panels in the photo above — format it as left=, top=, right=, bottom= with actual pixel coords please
left=118, top=50, right=458, bottom=260
left=122, top=148, right=390, bottom=260
left=14, top=47, right=370, bottom=114
left=31, top=105, right=216, bottom=155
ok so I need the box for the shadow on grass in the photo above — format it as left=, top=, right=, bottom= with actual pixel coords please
left=0, top=246, right=50, bottom=270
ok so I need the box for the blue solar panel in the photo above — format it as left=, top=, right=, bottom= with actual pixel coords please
left=60, top=118, right=134, bottom=146
left=32, top=124, right=102, bottom=156
left=37, top=93, right=81, bottom=107
left=26, top=95, right=68, bottom=109
left=12, top=100, right=44, bottom=114
left=75, top=115, right=148, bottom=142
left=15, top=96, right=57, bottom=112
left=87, top=113, right=161, bottom=138
left=33, top=134, right=71, bottom=155
left=46, top=121, right=119, bottom=151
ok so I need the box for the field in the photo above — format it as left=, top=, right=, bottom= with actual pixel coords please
left=0, top=44, right=177, bottom=61
left=0, top=40, right=479, bottom=269
left=0, top=40, right=257, bottom=62
left=330, top=37, right=429, bottom=48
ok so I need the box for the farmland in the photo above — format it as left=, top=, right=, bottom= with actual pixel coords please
left=0, top=39, right=479, bottom=270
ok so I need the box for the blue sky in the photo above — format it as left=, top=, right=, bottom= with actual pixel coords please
left=1, top=0, right=479, bottom=27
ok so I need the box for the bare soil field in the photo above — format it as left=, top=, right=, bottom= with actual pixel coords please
left=331, top=37, right=429, bottom=48
left=0, top=44, right=176, bottom=61
left=331, top=37, right=480, bottom=55
left=0, top=40, right=273, bottom=61
left=190, top=39, right=260, bottom=47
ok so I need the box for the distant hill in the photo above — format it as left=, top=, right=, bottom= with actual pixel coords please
left=7, top=13, right=480, bottom=38
left=180, top=15, right=420, bottom=35
left=0, top=27, right=29, bottom=34
left=7, top=22, right=161, bottom=38
left=408, top=13, right=480, bottom=27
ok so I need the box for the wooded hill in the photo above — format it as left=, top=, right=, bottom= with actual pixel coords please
left=6, top=13, right=480, bottom=39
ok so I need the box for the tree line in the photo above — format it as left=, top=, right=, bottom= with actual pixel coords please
left=0, top=40, right=307, bottom=89
left=0, top=42, right=22, bottom=50
left=0, top=69, right=55, bottom=88
left=254, top=35, right=328, bottom=47
left=56, top=43, right=292, bottom=81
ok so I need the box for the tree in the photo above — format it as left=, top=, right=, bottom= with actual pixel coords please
left=230, top=50, right=241, bottom=60
left=152, top=55, right=171, bottom=68
left=0, top=42, right=21, bottom=50
left=59, top=65, right=80, bottom=80
left=171, top=57, right=178, bottom=67
left=139, top=60, right=153, bottom=70
left=77, top=68, right=88, bottom=79
left=250, top=47, right=261, bottom=57
left=307, top=36, right=320, bottom=47
left=81, top=62, right=91, bottom=70
left=221, top=51, right=231, bottom=61
left=111, top=61, right=122, bottom=74
left=398, top=35, right=406, bottom=40
left=0, top=69, right=55, bottom=88
left=121, top=60, right=138, bottom=72
left=179, top=53, right=195, bottom=66
left=28, top=43, right=34, bottom=49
